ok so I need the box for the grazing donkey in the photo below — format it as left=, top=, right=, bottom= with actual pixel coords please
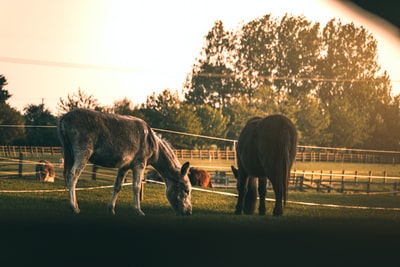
left=57, top=108, right=192, bottom=216
left=234, top=115, right=297, bottom=216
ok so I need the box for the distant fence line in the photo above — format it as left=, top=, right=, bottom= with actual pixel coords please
left=1, top=145, right=400, bottom=164
left=2, top=155, right=399, bottom=195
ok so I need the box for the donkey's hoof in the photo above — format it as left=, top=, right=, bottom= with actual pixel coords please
left=134, top=209, right=145, bottom=216
left=70, top=206, right=80, bottom=214
left=234, top=210, right=242, bottom=215
left=273, top=209, right=283, bottom=216
left=107, top=205, right=116, bottom=215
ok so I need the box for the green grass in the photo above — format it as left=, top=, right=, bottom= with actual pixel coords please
left=1, top=174, right=399, bottom=219
left=1, top=175, right=400, bottom=266
left=2, top=155, right=400, bottom=265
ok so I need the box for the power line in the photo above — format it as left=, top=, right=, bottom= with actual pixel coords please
left=197, top=72, right=400, bottom=83
left=0, top=56, right=140, bottom=72
left=1, top=56, right=399, bottom=83
left=0, top=125, right=56, bottom=128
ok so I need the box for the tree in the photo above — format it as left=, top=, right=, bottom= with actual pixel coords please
left=316, top=19, right=385, bottom=148
left=185, top=20, right=239, bottom=109
left=57, top=88, right=102, bottom=113
left=234, top=14, right=277, bottom=101
left=0, top=75, right=12, bottom=104
left=0, top=104, right=25, bottom=145
left=23, top=103, right=58, bottom=146
left=141, top=89, right=202, bottom=148
left=186, top=14, right=398, bottom=149
left=112, top=97, right=145, bottom=119
left=194, top=105, right=230, bottom=148
left=0, top=75, right=24, bottom=144
left=363, top=75, right=400, bottom=150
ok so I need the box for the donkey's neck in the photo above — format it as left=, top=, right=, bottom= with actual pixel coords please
left=149, top=139, right=181, bottom=182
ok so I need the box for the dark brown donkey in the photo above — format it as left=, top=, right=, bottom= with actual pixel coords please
left=234, top=115, right=297, bottom=216
left=57, top=108, right=192, bottom=216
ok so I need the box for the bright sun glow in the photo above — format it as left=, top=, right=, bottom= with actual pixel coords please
left=0, top=0, right=398, bottom=112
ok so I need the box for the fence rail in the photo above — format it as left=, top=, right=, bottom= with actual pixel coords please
left=1, top=145, right=400, bottom=164
left=1, top=152, right=400, bottom=195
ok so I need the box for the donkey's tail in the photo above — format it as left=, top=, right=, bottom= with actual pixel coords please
left=57, top=115, right=73, bottom=182
left=280, top=126, right=297, bottom=206
left=277, top=132, right=293, bottom=206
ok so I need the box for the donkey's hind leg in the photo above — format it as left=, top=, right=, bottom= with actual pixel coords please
left=108, top=167, right=129, bottom=215
left=67, top=156, right=88, bottom=214
left=258, top=177, right=267, bottom=215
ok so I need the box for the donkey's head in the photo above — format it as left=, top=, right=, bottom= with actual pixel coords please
left=166, top=162, right=192, bottom=216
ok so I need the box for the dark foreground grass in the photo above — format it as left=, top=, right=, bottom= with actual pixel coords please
left=1, top=177, right=400, bottom=266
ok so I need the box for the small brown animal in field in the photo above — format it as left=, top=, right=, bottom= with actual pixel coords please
left=188, top=167, right=212, bottom=188
left=35, top=160, right=55, bottom=182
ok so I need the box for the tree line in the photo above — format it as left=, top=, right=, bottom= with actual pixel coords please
left=1, top=14, right=399, bottom=150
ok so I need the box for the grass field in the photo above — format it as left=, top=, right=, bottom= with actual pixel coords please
left=1, top=155, right=400, bottom=266
left=1, top=171, right=400, bottom=266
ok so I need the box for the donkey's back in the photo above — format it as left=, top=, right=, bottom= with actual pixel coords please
left=58, top=108, right=157, bottom=169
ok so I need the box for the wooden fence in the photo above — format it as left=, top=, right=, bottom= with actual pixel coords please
left=1, top=145, right=400, bottom=164
left=290, top=170, right=400, bottom=195
left=1, top=153, right=400, bottom=195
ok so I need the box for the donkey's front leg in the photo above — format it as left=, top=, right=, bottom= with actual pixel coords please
left=108, top=168, right=129, bottom=215
left=131, top=162, right=146, bottom=216
left=235, top=175, right=249, bottom=215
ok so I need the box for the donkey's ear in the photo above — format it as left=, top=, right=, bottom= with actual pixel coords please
left=181, top=162, right=190, bottom=176
left=231, top=165, right=239, bottom=180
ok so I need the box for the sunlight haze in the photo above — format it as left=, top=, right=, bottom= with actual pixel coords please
left=0, top=0, right=399, bottom=113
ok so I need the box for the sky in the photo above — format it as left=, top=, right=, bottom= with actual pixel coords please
left=1, top=0, right=399, bottom=114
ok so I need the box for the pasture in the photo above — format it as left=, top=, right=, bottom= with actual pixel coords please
left=1, top=155, right=400, bottom=266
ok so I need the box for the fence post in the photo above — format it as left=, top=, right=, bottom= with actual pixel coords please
left=340, top=170, right=345, bottom=193
left=367, top=170, right=372, bottom=194
left=354, top=170, right=358, bottom=185
left=383, top=170, right=387, bottom=185
left=299, top=172, right=304, bottom=191
left=317, top=170, right=323, bottom=192
left=310, top=170, right=314, bottom=185
left=92, top=165, right=98, bottom=180
left=18, top=150, right=23, bottom=178
left=328, top=170, right=332, bottom=193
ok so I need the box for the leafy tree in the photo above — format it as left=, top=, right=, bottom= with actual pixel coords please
left=186, top=14, right=398, bottom=149
left=273, top=15, right=321, bottom=99
left=194, top=105, right=230, bottom=148
left=23, top=103, right=59, bottom=146
left=295, top=96, right=331, bottom=146
left=57, top=88, right=102, bottom=113
left=112, top=97, right=145, bottom=119
left=363, top=76, right=400, bottom=150
left=234, top=14, right=277, bottom=101
left=141, top=89, right=202, bottom=148
left=0, top=104, right=25, bottom=145
left=185, top=20, right=239, bottom=109
left=0, top=75, right=12, bottom=103
left=0, top=76, right=24, bottom=144
left=316, top=19, right=385, bottom=148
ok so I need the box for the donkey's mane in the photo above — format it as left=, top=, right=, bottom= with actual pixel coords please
left=155, top=136, right=181, bottom=170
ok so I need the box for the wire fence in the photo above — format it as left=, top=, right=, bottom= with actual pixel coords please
left=1, top=151, right=400, bottom=195
left=1, top=145, right=400, bottom=164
